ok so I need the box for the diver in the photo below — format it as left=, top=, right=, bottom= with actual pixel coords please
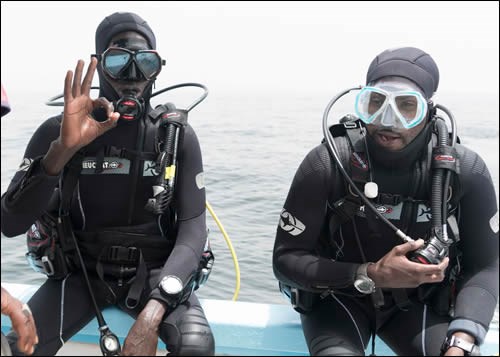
left=273, top=47, right=498, bottom=356
left=1, top=83, right=39, bottom=356
left=1, top=12, right=214, bottom=356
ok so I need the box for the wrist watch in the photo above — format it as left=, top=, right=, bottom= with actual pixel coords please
left=441, top=335, right=480, bottom=356
left=354, top=262, right=376, bottom=294
left=158, top=275, right=184, bottom=309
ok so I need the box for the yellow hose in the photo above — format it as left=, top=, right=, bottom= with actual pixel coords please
left=206, top=201, right=240, bottom=301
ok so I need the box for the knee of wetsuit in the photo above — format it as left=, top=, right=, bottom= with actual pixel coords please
left=310, top=335, right=364, bottom=356
left=159, top=307, right=214, bottom=356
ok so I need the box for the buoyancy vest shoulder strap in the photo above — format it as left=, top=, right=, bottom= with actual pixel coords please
left=60, top=151, right=84, bottom=213
left=54, top=151, right=86, bottom=262
left=325, top=120, right=364, bottom=234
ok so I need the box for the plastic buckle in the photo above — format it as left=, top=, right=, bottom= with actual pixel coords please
left=41, top=256, right=55, bottom=276
left=290, top=287, right=299, bottom=309
left=26, top=254, right=55, bottom=276
left=196, top=251, right=214, bottom=288
left=279, top=282, right=294, bottom=302
left=343, top=121, right=358, bottom=129
left=108, top=246, right=138, bottom=263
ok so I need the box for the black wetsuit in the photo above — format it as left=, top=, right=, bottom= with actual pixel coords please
left=273, top=135, right=499, bottom=356
left=1, top=111, right=215, bottom=355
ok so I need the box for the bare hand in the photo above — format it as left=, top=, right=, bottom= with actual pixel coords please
left=1, top=287, right=38, bottom=355
left=369, top=239, right=449, bottom=288
left=60, top=57, right=119, bottom=150
left=122, top=300, right=167, bottom=356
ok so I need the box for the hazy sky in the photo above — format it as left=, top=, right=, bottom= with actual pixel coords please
left=1, top=1, right=499, bottom=101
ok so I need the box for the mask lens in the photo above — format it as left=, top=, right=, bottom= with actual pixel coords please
left=395, top=95, right=420, bottom=124
left=368, top=92, right=387, bottom=115
left=355, top=88, right=388, bottom=124
left=135, top=52, right=161, bottom=79
left=103, top=49, right=131, bottom=78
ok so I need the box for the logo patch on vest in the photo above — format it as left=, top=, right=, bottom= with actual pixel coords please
left=196, top=172, right=205, bottom=189
left=81, top=157, right=130, bottom=175
left=416, top=204, right=432, bottom=222
left=490, top=211, right=499, bottom=234
left=358, top=203, right=401, bottom=219
left=279, top=209, right=306, bottom=236
left=143, top=160, right=160, bottom=177
left=351, top=152, right=368, bottom=170
left=357, top=203, right=432, bottom=223
left=17, top=158, right=34, bottom=172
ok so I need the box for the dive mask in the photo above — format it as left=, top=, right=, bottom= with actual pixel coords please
left=93, top=47, right=165, bottom=80
left=355, top=86, right=428, bottom=130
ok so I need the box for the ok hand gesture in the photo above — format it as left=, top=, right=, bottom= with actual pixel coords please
left=42, top=58, right=120, bottom=175
left=60, top=57, right=119, bottom=150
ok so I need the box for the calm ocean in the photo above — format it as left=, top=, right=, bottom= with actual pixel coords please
left=1, top=89, right=498, bottom=327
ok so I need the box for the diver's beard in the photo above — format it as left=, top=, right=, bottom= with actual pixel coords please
left=366, top=123, right=433, bottom=169
left=370, top=128, right=409, bottom=148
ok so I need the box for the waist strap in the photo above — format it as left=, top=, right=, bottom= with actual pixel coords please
left=95, top=247, right=149, bottom=310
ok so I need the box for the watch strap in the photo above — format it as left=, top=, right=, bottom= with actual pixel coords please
left=354, top=262, right=375, bottom=294
left=442, top=335, right=480, bottom=356
left=356, top=262, right=374, bottom=278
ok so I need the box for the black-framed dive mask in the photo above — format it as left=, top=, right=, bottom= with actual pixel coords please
left=92, top=47, right=165, bottom=81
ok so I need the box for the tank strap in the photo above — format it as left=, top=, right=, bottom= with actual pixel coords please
left=94, top=247, right=148, bottom=310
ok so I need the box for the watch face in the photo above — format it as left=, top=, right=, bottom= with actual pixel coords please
left=103, top=336, right=119, bottom=352
left=354, top=277, right=375, bottom=294
left=160, top=275, right=183, bottom=295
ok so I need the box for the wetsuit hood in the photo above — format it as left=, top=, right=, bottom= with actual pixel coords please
left=366, top=47, right=439, bottom=99
left=95, top=12, right=157, bottom=103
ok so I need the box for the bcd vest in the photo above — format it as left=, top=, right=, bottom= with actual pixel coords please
left=321, top=117, right=463, bottom=313
left=26, top=104, right=187, bottom=283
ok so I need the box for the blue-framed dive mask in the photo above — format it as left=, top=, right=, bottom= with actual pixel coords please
left=355, top=86, right=428, bottom=130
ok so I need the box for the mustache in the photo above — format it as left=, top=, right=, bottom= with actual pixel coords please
left=372, top=128, right=402, bottom=137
